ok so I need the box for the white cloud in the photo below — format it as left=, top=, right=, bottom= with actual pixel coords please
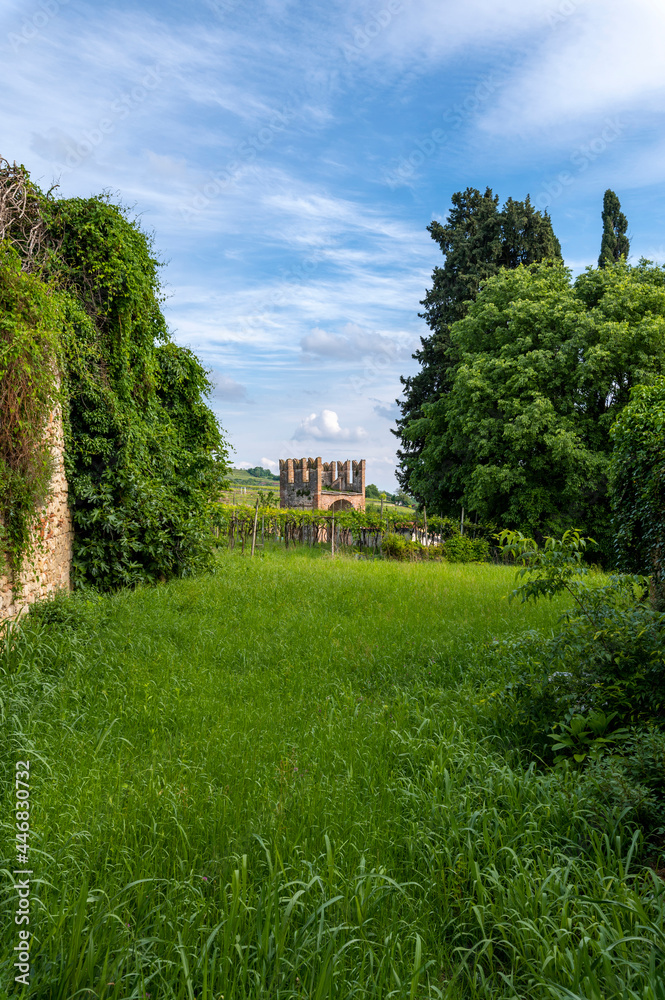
left=292, top=409, right=368, bottom=442
left=479, top=0, right=665, bottom=138
left=260, top=457, right=279, bottom=473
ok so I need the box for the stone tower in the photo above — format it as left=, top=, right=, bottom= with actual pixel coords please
left=278, top=457, right=366, bottom=511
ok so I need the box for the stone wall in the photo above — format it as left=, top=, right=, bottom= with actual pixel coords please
left=0, top=406, right=73, bottom=620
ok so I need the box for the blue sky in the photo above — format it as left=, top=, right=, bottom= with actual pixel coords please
left=3, top=0, right=665, bottom=489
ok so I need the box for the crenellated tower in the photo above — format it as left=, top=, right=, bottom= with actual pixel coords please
left=278, top=457, right=365, bottom=510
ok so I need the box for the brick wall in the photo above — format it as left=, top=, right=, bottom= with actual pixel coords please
left=279, top=457, right=366, bottom=510
left=0, top=406, right=73, bottom=620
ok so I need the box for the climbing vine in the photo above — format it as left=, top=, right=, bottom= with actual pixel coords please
left=0, top=244, right=62, bottom=584
left=0, top=161, right=230, bottom=592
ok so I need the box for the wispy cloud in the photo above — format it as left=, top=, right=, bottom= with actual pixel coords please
left=3, top=0, right=664, bottom=491
left=300, top=323, right=412, bottom=361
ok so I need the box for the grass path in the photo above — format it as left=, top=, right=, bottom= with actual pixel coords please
left=1, top=550, right=662, bottom=999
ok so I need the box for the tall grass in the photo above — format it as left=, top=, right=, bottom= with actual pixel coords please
left=1, top=549, right=663, bottom=998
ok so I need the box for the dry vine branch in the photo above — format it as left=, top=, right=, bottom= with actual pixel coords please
left=0, top=157, right=53, bottom=272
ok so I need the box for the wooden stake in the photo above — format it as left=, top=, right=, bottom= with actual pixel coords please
left=424, top=505, right=428, bottom=548
left=251, top=497, right=259, bottom=557
left=331, top=514, right=335, bottom=558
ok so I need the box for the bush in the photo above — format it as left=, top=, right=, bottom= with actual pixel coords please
left=585, top=727, right=665, bottom=840
left=442, top=533, right=489, bottom=563
left=381, top=531, right=488, bottom=563
left=488, top=530, right=665, bottom=752
left=486, top=530, right=665, bottom=844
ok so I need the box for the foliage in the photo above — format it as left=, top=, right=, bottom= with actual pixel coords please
left=548, top=710, right=628, bottom=765
left=0, top=175, right=231, bottom=591
left=489, top=530, right=665, bottom=757
left=441, top=533, right=489, bottom=563
left=610, top=376, right=665, bottom=606
left=381, top=532, right=444, bottom=561
left=394, top=187, right=561, bottom=510
left=245, top=465, right=279, bottom=480
left=1, top=552, right=663, bottom=998
left=599, top=188, right=630, bottom=268
left=586, top=727, right=665, bottom=838
left=407, top=259, right=665, bottom=556
left=0, top=244, right=62, bottom=581
left=216, top=501, right=495, bottom=563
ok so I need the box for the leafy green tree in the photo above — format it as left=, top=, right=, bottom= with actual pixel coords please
left=365, top=483, right=381, bottom=499
left=598, top=189, right=630, bottom=268
left=610, top=377, right=665, bottom=605
left=408, top=259, right=665, bottom=557
left=394, top=188, right=561, bottom=507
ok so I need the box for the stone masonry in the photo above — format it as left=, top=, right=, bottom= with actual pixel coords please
left=279, top=457, right=365, bottom=511
left=0, top=406, right=73, bottom=620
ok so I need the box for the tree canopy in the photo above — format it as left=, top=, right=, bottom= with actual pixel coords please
left=610, top=377, right=665, bottom=601
left=394, top=188, right=561, bottom=508
left=404, top=259, right=665, bottom=557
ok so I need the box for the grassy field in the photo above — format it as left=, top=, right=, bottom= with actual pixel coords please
left=1, top=547, right=664, bottom=999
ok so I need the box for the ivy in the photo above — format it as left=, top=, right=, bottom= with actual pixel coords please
left=0, top=244, right=62, bottom=585
left=1, top=167, right=230, bottom=593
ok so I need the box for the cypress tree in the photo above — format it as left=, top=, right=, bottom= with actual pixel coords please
left=598, top=189, right=630, bottom=268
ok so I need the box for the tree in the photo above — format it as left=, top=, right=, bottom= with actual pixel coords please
left=408, top=259, right=665, bottom=558
left=394, top=188, right=561, bottom=508
left=598, top=189, right=629, bottom=268
left=610, top=377, right=665, bottom=605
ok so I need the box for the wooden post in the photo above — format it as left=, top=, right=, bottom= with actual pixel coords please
left=461, top=507, right=465, bottom=537
left=331, top=514, right=335, bottom=558
left=424, top=506, right=428, bottom=548
left=251, top=497, right=259, bottom=557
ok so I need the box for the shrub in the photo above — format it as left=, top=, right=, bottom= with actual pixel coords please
left=585, top=727, right=665, bottom=840
left=441, top=533, right=489, bottom=563
left=489, top=530, right=665, bottom=750
left=610, top=376, right=665, bottom=607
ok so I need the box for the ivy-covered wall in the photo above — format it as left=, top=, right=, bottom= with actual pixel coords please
left=0, top=404, right=73, bottom=619
left=0, top=159, right=230, bottom=600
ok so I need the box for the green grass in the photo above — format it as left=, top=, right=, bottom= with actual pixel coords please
left=1, top=549, right=664, bottom=999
